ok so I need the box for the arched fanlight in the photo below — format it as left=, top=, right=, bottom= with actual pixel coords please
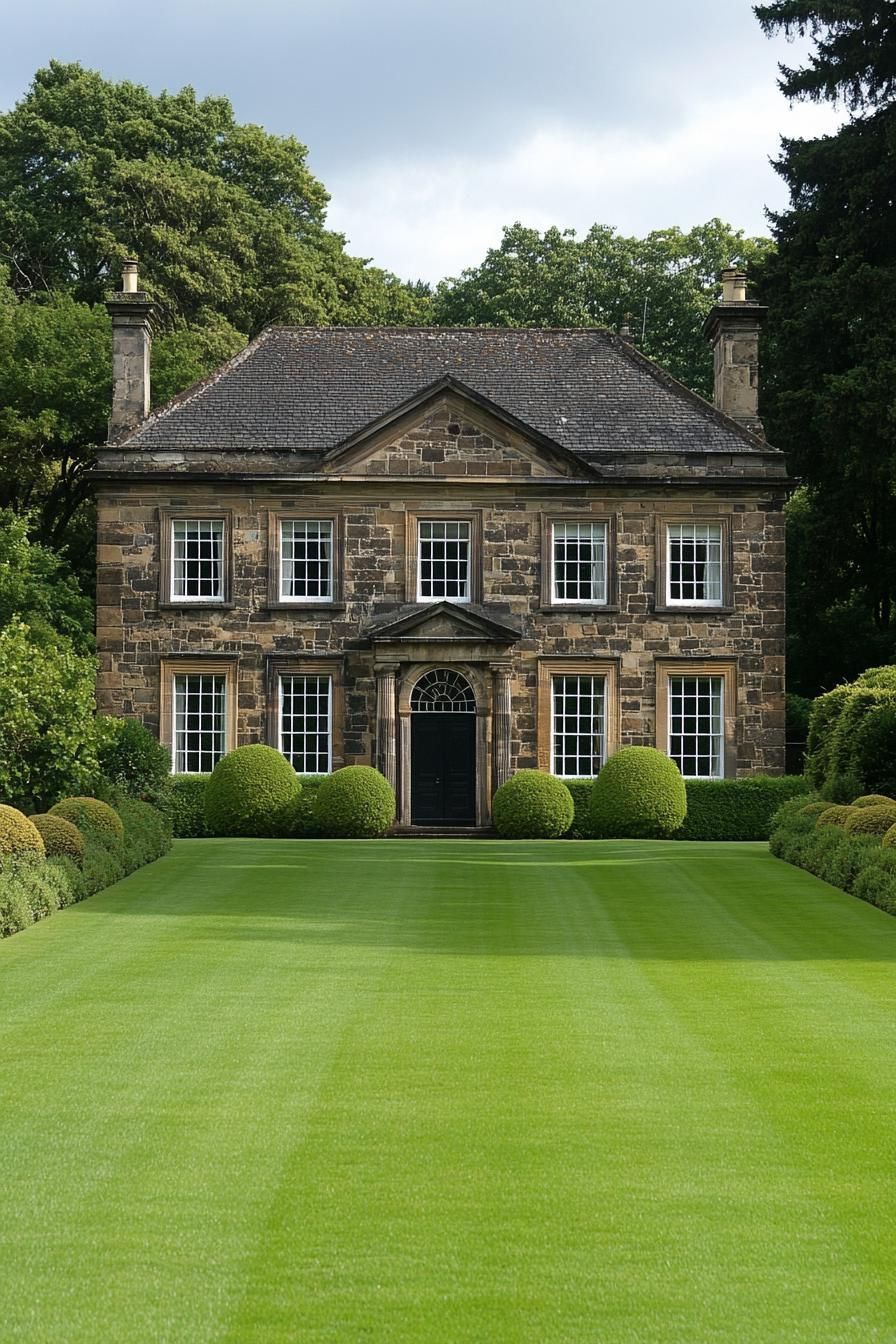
left=410, top=668, right=476, bottom=712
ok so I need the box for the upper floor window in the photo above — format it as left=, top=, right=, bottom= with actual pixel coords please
left=666, top=522, right=723, bottom=605
left=172, top=519, right=224, bottom=602
left=417, top=520, right=471, bottom=602
left=552, top=521, right=607, bottom=604
left=280, top=519, right=334, bottom=602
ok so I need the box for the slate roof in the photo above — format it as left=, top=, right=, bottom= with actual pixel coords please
left=120, top=326, right=776, bottom=460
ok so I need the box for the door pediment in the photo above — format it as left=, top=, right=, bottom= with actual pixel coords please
left=366, top=600, right=521, bottom=647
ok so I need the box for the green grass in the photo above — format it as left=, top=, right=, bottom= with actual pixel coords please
left=1, top=839, right=895, bottom=1343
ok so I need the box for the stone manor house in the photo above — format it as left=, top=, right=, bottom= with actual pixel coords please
left=95, top=262, right=786, bottom=829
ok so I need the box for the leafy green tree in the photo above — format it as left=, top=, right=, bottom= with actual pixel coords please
left=434, top=220, right=771, bottom=397
left=0, top=618, right=98, bottom=809
left=754, top=3, right=896, bottom=692
left=0, top=61, right=428, bottom=334
left=0, top=507, right=92, bottom=651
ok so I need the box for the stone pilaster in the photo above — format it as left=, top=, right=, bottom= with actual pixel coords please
left=375, top=662, right=400, bottom=793
left=490, top=661, right=513, bottom=792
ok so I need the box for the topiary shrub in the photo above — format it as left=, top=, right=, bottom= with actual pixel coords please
left=492, top=771, right=575, bottom=840
left=590, top=747, right=687, bottom=839
left=29, top=813, right=85, bottom=862
left=0, top=804, right=45, bottom=857
left=816, top=804, right=856, bottom=829
left=288, top=776, right=328, bottom=838
left=799, top=801, right=831, bottom=819
left=50, top=796, right=124, bottom=840
left=314, top=766, right=395, bottom=838
left=204, top=745, right=302, bottom=837
left=843, top=804, right=896, bottom=838
left=851, top=794, right=896, bottom=809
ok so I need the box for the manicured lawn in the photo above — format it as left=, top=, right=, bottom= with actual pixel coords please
left=1, top=840, right=895, bottom=1343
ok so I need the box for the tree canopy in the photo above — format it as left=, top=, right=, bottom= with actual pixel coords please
left=754, top=1, right=896, bottom=693
left=434, top=220, right=771, bottom=398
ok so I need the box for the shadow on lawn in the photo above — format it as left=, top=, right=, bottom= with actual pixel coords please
left=76, top=841, right=896, bottom=963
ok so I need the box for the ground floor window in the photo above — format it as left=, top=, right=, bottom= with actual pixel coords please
left=551, top=674, right=606, bottom=777
left=667, top=675, right=724, bottom=778
left=173, top=673, right=227, bottom=773
left=280, top=674, right=332, bottom=773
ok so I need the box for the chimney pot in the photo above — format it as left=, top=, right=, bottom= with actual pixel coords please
left=122, top=257, right=139, bottom=294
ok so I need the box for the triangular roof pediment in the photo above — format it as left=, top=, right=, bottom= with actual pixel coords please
left=320, top=375, right=600, bottom=480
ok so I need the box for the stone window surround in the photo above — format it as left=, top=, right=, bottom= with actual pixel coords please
left=654, top=657, right=738, bottom=779
left=536, top=657, right=620, bottom=776
left=159, top=655, right=239, bottom=773
left=158, top=507, right=234, bottom=610
left=266, top=509, right=345, bottom=611
left=653, top=514, right=734, bottom=614
left=264, top=655, right=345, bottom=771
left=539, top=513, right=618, bottom=611
left=405, top=509, right=483, bottom=605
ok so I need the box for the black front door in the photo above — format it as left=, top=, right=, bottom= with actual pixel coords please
left=410, top=714, right=476, bottom=825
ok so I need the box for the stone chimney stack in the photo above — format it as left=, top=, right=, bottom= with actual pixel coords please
left=106, top=257, right=154, bottom=440
left=702, top=266, right=767, bottom=438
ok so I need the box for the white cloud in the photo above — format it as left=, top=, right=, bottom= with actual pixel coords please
left=327, top=88, right=843, bottom=282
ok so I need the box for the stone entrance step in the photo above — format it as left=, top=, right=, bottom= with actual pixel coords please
left=390, top=826, right=496, bottom=839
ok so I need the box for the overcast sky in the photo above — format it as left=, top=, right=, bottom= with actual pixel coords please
left=0, top=0, right=842, bottom=282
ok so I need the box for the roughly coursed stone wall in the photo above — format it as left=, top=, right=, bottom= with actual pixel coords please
left=96, top=466, right=786, bottom=777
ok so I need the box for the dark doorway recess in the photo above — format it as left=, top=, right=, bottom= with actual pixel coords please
left=410, top=714, right=476, bottom=825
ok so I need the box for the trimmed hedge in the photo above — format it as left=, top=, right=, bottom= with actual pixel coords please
left=591, top=747, right=686, bottom=839
left=161, top=775, right=211, bottom=838
left=0, top=804, right=45, bottom=857
left=314, top=766, right=395, bottom=838
left=492, top=771, right=575, bottom=840
left=851, top=794, right=895, bottom=809
left=843, top=804, right=896, bottom=837
left=563, top=780, right=595, bottom=839
left=29, top=813, right=85, bottom=862
left=816, top=804, right=856, bottom=829
left=672, top=776, right=811, bottom=841
left=289, top=776, right=328, bottom=838
left=205, top=745, right=301, bottom=838
left=770, top=791, right=896, bottom=918
left=50, top=796, right=124, bottom=840
left=806, top=667, right=896, bottom=800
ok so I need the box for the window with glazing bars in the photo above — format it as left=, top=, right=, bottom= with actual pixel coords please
left=551, top=674, right=605, bottom=777
left=280, top=520, right=333, bottom=601
left=667, top=522, right=722, bottom=603
left=552, top=521, right=607, bottom=603
left=668, top=675, right=723, bottom=777
left=173, top=674, right=226, bottom=773
left=280, top=674, right=332, bottom=773
left=418, top=520, right=470, bottom=601
left=172, top=519, right=224, bottom=600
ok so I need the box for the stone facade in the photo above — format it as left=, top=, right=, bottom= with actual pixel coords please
left=95, top=309, right=787, bottom=827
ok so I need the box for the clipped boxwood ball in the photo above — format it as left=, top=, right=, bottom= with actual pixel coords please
left=205, top=745, right=301, bottom=837
left=799, top=801, right=832, bottom=819
left=590, top=747, right=687, bottom=839
left=816, top=804, right=856, bottom=829
left=492, top=770, right=574, bottom=839
left=851, top=794, right=896, bottom=809
left=0, top=804, right=45, bottom=857
left=50, top=796, right=124, bottom=840
left=314, top=766, right=395, bottom=838
left=30, top=813, right=85, bottom=862
left=843, top=804, right=896, bottom=838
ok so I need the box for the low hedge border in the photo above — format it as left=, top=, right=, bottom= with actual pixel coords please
left=0, top=795, right=172, bottom=941
left=770, top=793, right=896, bottom=916
left=565, top=775, right=810, bottom=841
